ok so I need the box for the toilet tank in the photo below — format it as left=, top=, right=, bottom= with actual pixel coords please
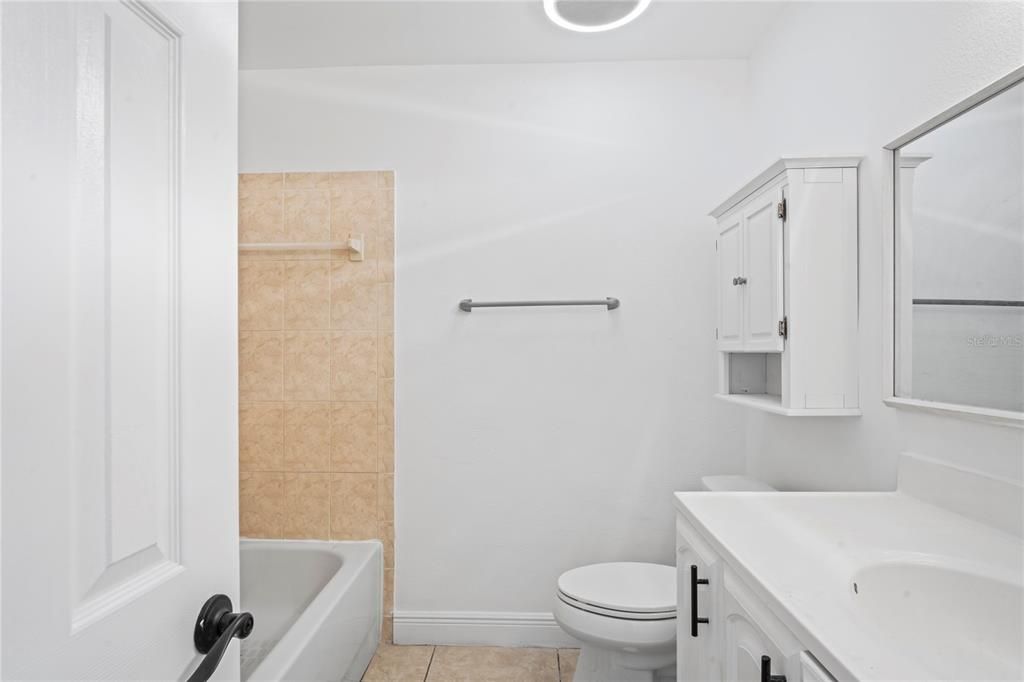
left=701, top=475, right=775, bottom=492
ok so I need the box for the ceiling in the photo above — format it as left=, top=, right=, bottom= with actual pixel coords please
left=239, top=1, right=789, bottom=70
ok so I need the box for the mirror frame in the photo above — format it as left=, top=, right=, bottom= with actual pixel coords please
left=882, top=64, right=1024, bottom=428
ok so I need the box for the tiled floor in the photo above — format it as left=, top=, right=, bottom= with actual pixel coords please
left=362, top=645, right=579, bottom=682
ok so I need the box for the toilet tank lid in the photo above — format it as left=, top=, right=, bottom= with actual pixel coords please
left=701, top=475, right=775, bottom=492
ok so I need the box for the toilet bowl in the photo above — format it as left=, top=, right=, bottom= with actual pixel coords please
left=552, top=562, right=677, bottom=682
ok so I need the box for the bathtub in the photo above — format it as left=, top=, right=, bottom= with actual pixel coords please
left=240, top=539, right=382, bottom=681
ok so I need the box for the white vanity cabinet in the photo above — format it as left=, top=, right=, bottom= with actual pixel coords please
left=709, top=157, right=861, bottom=416
left=677, top=514, right=837, bottom=682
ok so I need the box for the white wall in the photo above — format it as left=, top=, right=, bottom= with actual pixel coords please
left=740, top=1, right=1024, bottom=491
left=240, top=61, right=750, bottom=625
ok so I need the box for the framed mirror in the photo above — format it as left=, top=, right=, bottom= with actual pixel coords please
left=887, top=67, right=1023, bottom=422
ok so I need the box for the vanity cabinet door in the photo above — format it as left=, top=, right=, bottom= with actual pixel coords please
left=740, top=185, right=785, bottom=352
left=677, top=525, right=721, bottom=682
left=723, top=608, right=785, bottom=681
left=721, top=570, right=799, bottom=682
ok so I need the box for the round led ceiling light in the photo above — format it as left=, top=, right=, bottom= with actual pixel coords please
left=543, top=0, right=653, bottom=33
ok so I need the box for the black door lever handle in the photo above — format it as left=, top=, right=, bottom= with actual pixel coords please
left=187, top=594, right=254, bottom=682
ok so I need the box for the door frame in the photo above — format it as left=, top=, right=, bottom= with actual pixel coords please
left=0, top=2, right=5, bottom=670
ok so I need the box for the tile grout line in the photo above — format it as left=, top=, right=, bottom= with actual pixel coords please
left=275, top=187, right=286, bottom=537
left=327, top=190, right=334, bottom=542
left=556, top=649, right=562, bottom=682
left=422, top=645, right=437, bottom=682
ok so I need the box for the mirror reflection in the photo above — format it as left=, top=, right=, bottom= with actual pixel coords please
left=896, top=79, right=1024, bottom=413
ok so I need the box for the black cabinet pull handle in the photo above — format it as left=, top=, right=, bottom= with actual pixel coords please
left=690, top=564, right=709, bottom=637
left=761, top=655, right=787, bottom=682
left=187, top=594, right=255, bottom=682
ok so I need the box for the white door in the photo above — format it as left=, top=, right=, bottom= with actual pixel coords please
left=740, top=186, right=785, bottom=352
left=716, top=213, right=743, bottom=351
left=1, top=1, right=239, bottom=679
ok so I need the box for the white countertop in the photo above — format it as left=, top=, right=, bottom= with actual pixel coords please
left=674, top=491, right=1023, bottom=681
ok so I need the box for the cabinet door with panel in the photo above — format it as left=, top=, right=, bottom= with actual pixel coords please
left=716, top=211, right=744, bottom=350
left=723, top=609, right=785, bottom=682
left=740, top=185, right=785, bottom=352
left=722, top=571, right=799, bottom=682
left=677, top=548, right=718, bottom=681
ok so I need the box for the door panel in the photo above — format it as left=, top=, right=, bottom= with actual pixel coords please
left=71, top=0, right=181, bottom=629
left=2, top=1, right=239, bottom=678
left=717, top=214, right=743, bottom=350
left=741, top=187, right=785, bottom=352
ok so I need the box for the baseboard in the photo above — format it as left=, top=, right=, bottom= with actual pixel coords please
left=393, top=611, right=581, bottom=648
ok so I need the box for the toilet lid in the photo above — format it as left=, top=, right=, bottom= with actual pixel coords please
left=557, top=562, right=676, bottom=614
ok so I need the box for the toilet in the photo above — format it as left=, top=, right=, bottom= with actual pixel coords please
left=554, top=475, right=775, bottom=682
left=553, top=562, right=677, bottom=682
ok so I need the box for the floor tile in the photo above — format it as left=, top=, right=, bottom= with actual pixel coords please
left=557, top=649, right=579, bottom=682
left=363, top=644, right=435, bottom=682
left=426, top=646, right=559, bottom=682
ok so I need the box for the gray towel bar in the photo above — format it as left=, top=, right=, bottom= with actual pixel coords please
left=913, top=299, right=1023, bottom=307
left=459, top=297, right=620, bottom=312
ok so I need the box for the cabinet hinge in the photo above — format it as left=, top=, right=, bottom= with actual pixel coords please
left=778, top=316, right=788, bottom=339
left=715, top=327, right=719, bottom=340
left=776, top=199, right=787, bottom=222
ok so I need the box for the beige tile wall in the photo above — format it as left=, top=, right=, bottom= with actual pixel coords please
left=238, top=171, right=395, bottom=640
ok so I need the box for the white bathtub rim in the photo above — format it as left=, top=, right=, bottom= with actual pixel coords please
left=241, top=538, right=383, bottom=680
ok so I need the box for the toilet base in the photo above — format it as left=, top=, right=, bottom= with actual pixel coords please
left=572, top=645, right=677, bottom=682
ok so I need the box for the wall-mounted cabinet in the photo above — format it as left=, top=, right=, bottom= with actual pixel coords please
left=709, top=158, right=860, bottom=416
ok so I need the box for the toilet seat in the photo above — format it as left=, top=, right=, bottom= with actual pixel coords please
left=556, top=591, right=675, bottom=621
left=556, top=562, right=676, bottom=621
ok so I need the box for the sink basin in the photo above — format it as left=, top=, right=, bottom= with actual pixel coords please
left=852, top=561, right=1023, bottom=680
